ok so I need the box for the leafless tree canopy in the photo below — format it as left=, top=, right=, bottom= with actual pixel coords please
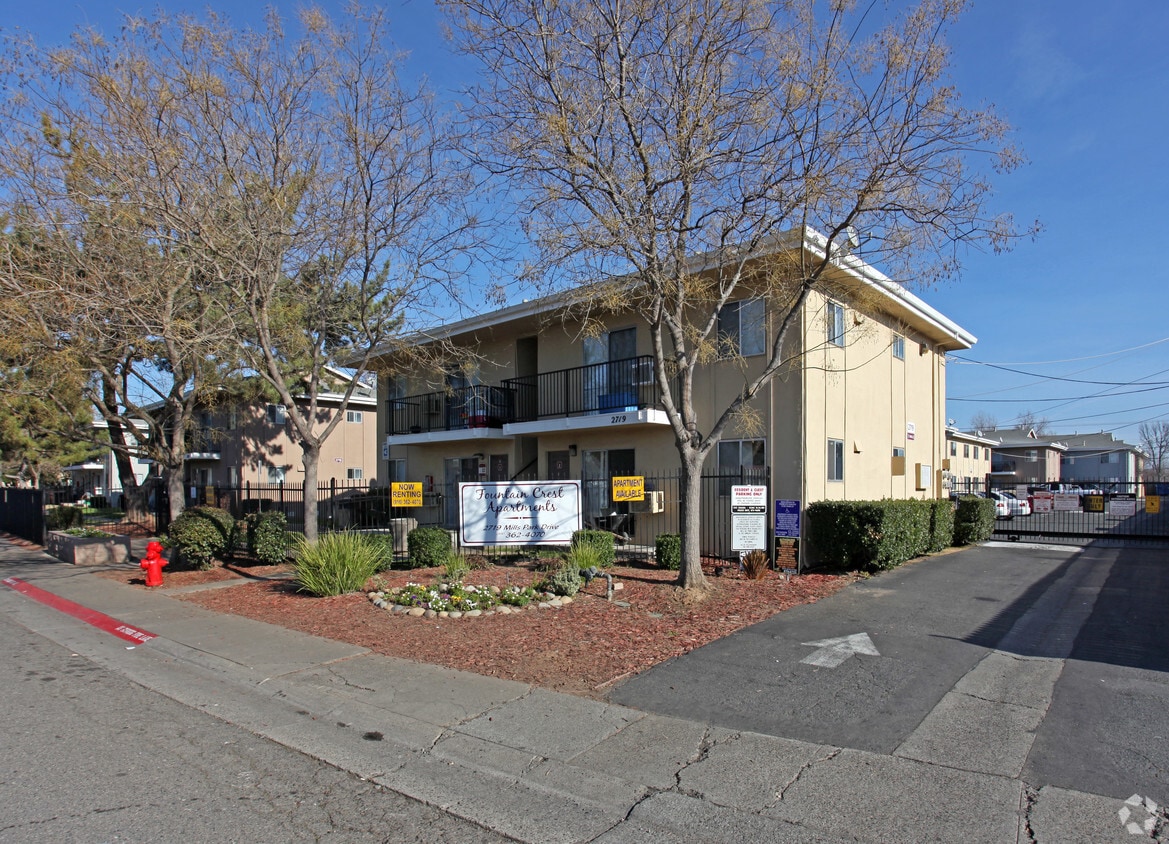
left=0, top=6, right=475, bottom=532
left=443, top=0, right=1030, bottom=587
left=1140, top=421, right=1169, bottom=482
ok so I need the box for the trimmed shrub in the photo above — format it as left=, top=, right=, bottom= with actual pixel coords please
left=655, top=533, right=681, bottom=570
left=571, top=529, right=615, bottom=568
left=407, top=526, right=453, bottom=569
left=953, top=496, right=995, bottom=545
left=167, top=506, right=236, bottom=570
left=927, top=499, right=955, bottom=553
left=45, top=505, right=83, bottom=531
left=245, top=511, right=288, bottom=565
left=806, top=499, right=934, bottom=572
left=293, top=531, right=389, bottom=596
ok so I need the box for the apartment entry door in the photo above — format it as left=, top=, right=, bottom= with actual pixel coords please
left=582, top=448, right=635, bottom=534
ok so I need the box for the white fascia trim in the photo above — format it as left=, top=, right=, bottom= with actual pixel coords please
left=390, top=227, right=974, bottom=350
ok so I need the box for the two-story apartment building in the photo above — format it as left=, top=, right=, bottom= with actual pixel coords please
left=944, top=428, right=997, bottom=494
left=372, top=233, right=974, bottom=555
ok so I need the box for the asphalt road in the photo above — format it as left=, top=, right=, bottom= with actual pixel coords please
left=610, top=542, right=1169, bottom=803
left=0, top=611, right=509, bottom=844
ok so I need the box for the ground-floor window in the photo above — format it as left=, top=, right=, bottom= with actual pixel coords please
left=827, top=439, right=844, bottom=482
left=717, top=439, right=765, bottom=494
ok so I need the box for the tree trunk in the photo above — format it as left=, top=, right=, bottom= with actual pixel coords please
left=301, top=441, right=322, bottom=543
left=676, top=458, right=709, bottom=590
left=166, top=464, right=186, bottom=522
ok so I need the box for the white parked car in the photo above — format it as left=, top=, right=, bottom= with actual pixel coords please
left=990, top=490, right=1031, bottom=518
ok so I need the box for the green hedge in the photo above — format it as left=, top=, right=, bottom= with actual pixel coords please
left=655, top=533, right=681, bottom=570
left=571, top=529, right=615, bottom=568
left=167, top=506, right=236, bottom=570
left=407, top=526, right=452, bottom=569
left=245, top=511, right=288, bottom=565
left=953, top=496, right=995, bottom=545
left=927, top=498, right=955, bottom=553
left=806, top=499, right=935, bottom=572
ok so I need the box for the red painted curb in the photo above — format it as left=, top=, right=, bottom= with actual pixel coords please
left=2, top=577, right=157, bottom=644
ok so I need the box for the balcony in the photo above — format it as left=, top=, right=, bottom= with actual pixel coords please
left=184, top=429, right=222, bottom=460
left=385, top=356, right=672, bottom=444
left=387, top=385, right=516, bottom=442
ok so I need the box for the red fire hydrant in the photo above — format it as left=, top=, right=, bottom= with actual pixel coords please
left=140, top=541, right=167, bottom=587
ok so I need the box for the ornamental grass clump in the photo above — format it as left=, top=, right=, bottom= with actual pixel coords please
left=741, top=549, right=770, bottom=580
left=293, top=531, right=389, bottom=597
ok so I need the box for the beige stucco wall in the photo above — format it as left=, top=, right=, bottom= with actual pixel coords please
left=192, top=399, right=379, bottom=488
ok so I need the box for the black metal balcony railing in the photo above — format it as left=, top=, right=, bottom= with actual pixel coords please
left=503, top=355, right=661, bottom=422
left=386, top=356, right=668, bottom=435
left=387, top=384, right=517, bottom=435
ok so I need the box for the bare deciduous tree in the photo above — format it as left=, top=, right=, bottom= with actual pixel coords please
left=1140, top=420, right=1169, bottom=482
left=443, top=0, right=1030, bottom=588
left=1, top=7, right=473, bottom=537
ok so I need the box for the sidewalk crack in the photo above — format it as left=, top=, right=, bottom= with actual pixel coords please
left=775, top=747, right=841, bottom=804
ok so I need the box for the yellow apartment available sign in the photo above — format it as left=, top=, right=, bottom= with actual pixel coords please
left=611, top=476, right=645, bottom=502
left=391, top=482, right=423, bottom=507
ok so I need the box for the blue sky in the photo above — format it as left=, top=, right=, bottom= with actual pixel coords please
left=4, top=0, right=1166, bottom=448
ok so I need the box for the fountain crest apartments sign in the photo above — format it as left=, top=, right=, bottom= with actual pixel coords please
left=459, top=481, right=582, bottom=546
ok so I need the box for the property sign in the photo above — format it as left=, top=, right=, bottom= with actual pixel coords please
left=1054, top=493, right=1081, bottom=511
left=1146, top=495, right=1161, bottom=515
left=391, top=482, right=423, bottom=507
left=611, top=476, right=645, bottom=502
left=1109, top=496, right=1137, bottom=517
left=459, top=481, right=582, bottom=546
left=731, top=484, right=768, bottom=552
left=775, top=499, right=801, bottom=539
left=1032, top=491, right=1054, bottom=513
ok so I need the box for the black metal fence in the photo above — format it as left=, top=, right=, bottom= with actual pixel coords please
left=0, top=488, right=44, bottom=544
left=985, top=480, right=1169, bottom=545
left=182, top=469, right=770, bottom=563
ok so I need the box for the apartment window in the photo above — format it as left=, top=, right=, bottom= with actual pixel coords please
left=1101, top=452, right=1118, bottom=464
left=717, top=299, right=766, bottom=357
left=717, top=439, right=766, bottom=494
left=267, top=403, right=286, bottom=425
left=346, top=410, right=364, bottom=423
left=347, top=468, right=364, bottom=480
left=387, top=459, right=407, bottom=483
left=228, top=407, right=239, bottom=430
left=950, top=441, right=957, bottom=457
left=1027, top=450, right=1038, bottom=462
left=892, top=335, right=905, bottom=360
left=963, top=443, right=970, bottom=458
left=827, top=302, right=845, bottom=347
left=266, top=465, right=286, bottom=484
left=827, top=439, right=844, bottom=481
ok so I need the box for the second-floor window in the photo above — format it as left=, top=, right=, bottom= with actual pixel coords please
left=717, top=299, right=766, bottom=357
left=267, top=403, right=286, bottom=425
left=346, top=410, right=363, bottom=423
left=893, top=335, right=905, bottom=359
left=827, top=302, right=845, bottom=347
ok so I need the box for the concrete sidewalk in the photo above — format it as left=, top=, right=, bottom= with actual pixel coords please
left=0, top=539, right=1161, bottom=843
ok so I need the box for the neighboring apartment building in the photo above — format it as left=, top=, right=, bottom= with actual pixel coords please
left=944, top=428, right=996, bottom=494
left=986, top=427, right=1066, bottom=485
left=63, top=420, right=155, bottom=506
left=371, top=231, right=974, bottom=552
left=1058, top=431, right=1145, bottom=489
left=185, top=375, right=379, bottom=499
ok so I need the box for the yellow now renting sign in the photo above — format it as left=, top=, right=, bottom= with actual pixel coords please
left=391, top=482, right=423, bottom=507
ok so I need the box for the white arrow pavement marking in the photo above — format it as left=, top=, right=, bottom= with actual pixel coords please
left=800, top=633, right=880, bottom=668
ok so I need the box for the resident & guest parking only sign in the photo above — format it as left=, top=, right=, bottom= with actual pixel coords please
left=731, top=484, right=768, bottom=551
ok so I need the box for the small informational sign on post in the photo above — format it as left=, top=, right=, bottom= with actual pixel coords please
left=460, top=481, right=582, bottom=546
left=391, top=482, right=423, bottom=508
left=731, top=485, right=768, bottom=552
left=611, top=476, right=645, bottom=502
left=774, top=499, right=800, bottom=538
